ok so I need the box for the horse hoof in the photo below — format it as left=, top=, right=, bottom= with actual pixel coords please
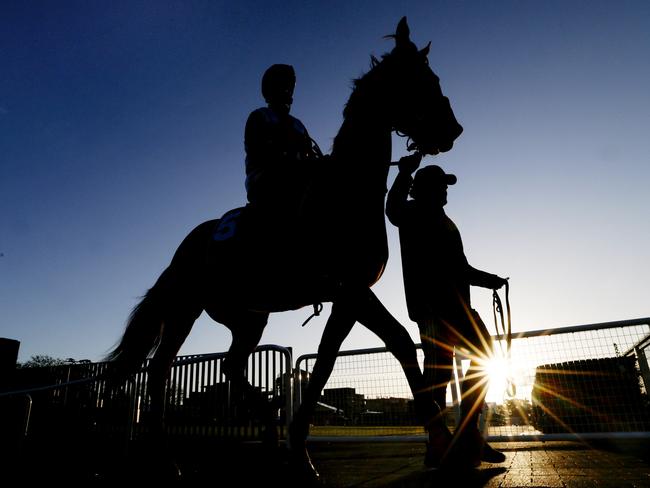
left=289, top=448, right=320, bottom=484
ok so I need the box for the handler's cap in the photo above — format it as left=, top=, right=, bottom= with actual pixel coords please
left=410, top=165, right=456, bottom=199
left=414, top=164, right=456, bottom=185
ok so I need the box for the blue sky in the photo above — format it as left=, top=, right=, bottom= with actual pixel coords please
left=1, top=1, right=649, bottom=363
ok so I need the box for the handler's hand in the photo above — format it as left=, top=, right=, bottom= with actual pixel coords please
left=492, top=275, right=509, bottom=290
left=398, top=153, right=422, bottom=174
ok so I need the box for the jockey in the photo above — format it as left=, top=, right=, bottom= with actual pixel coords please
left=244, top=64, right=319, bottom=217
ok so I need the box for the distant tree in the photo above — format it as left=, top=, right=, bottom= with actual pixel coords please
left=17, top=354, right=70, bottom=369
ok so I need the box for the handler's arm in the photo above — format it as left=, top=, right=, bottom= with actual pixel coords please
left=386, top=154, right=421, bottom=226
left=467, top=265, right=508, bottom=290
left=386, top=171, right=412, bottom=226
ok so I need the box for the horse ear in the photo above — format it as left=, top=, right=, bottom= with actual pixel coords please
left=420, top=41, right=431, bottom=57
left=395, top=17, right=411, bottom=47
left=370, top=55, right=380, bottom=67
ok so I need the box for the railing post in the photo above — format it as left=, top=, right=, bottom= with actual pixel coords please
left=0, top=338, right=23, bottom=463
left=450, top=350, right=463, bottom=427
left=635, top=346, right=650, bottom=393
left=0, top=338, right=20, bottom=392
left=293, top=357, right=306, bottom=425
left=284, top=347, right=293, bottom=431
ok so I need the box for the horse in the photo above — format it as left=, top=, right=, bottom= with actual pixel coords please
left=106, top=17, right=463, bottom=479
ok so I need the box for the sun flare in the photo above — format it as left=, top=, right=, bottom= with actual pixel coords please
left=481, top=352, right=516, bottom=401
left=485, top=356, right=509, bottom=389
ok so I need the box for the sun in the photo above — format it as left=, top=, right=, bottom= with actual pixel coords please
left=483, top=354, right=511, bottom=400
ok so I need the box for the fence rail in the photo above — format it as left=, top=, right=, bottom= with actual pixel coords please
left=0, top=345, right=292, bottom=451
left=2, top=318, right=649, bottom=449
left=296, top=317, right=650, bottom=441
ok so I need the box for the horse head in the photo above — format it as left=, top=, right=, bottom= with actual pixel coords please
left=378, top=17, right=463, bottom=156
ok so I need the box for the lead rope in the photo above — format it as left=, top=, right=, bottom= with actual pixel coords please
left=492, top=280, right=516, bottom=397
left=301, top=302, right=324, bottom=327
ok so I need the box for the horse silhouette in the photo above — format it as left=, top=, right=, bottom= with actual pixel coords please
left=106, top=17, right=463, bottom=480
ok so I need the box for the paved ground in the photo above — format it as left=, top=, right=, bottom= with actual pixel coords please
left=169, top=438, right=650, bottom=487
left=7, top=437, right=650, bottom=486
left=307, top=440, right=650, bottom=487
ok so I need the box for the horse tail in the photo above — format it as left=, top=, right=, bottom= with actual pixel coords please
left=104, top=267, right=173, bottom=376
left=104, top=218, right=217, bottom=380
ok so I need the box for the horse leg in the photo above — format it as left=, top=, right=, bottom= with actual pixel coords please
left=147, top=309, right=200, bottom=438
left=220, top=312, right=277, bottom=445
left=355, top=289, right=452, bottom=464
left=289, top=300, right=356, bottom=480
left=355, top=292, right=429, bottom=417
left=136, top=307, right=199, bottom=479
left=293, top=286, right=438, bottom=427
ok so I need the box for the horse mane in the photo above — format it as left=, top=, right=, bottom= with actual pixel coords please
left=332, top=17, right=423, bottom=156
left=339, top=27, right=421, bottom=121
left=331, top=52, right=394, bottom=157
left=342, top=54, right=391, bottom=119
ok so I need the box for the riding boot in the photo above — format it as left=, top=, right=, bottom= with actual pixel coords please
left=481, top=438, right=507, bottom=463
left=446, top=426, right=505, bottom=466
left=446, top=388, right=504, bottom=466
left=424, top=418, right=453, bottom=469
left=412, top=385, right=452, bottom=469
left=445, top=427, right=483, bottom=468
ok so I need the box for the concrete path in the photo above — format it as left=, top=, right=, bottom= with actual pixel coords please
left=8, top=437, right=650, bottom=487
left=308, top=440, right=650, bottom=487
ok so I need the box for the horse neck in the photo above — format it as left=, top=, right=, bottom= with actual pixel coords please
left=319, top=98, right=392, bottom=286
left=331, top=105, right=392, bottom=193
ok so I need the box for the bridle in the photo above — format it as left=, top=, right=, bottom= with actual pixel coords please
left=394, top=129, right=420, bottom=152
left=387, top=130, right=426, bottom=167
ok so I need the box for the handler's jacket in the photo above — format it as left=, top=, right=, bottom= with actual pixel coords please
left=386, top=171, right=499, bottom=322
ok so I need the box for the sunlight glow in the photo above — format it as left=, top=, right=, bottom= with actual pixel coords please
left=484, top=355, right=510, bottom=399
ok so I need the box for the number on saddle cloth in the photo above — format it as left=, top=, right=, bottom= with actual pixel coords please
left=212, top=205, right=287, bottom=248
left=211, top=205, right=310, bottom=275
left=213, top=208, right=243, bottom=242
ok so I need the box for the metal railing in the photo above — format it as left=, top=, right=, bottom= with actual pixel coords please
left=295, top=317, right=650, bottom=441
left=0, top=345, right=292, bottom=449
left=2, top=318, right=649, bottom=448
left=156, top=345, right=293, bottom=439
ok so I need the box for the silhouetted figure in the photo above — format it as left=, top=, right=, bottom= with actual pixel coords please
left=106, top=18, right=463, bottom=482
left=244, top=64, right=319, bottom=217
left=387, top=157, right=507, bottom=468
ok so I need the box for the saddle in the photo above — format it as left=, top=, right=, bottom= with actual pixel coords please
left=207, top=204, right=338, bottom=310
left=211, top=204, right=306, bottom=256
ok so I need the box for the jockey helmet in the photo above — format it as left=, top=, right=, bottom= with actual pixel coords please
left=262, top=64, right=296, bottom=105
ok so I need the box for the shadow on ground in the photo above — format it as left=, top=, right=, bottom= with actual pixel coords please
left=4, top=437, right=650, bottom=487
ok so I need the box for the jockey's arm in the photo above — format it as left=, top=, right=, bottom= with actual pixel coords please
left=245, top=110, right=277, bottom=163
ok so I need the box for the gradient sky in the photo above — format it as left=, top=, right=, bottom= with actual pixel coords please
left=2, top=1, right=649, bottom=364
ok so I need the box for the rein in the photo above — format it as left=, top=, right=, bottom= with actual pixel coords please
left=389, top=130, right=420, bottom=166
left=492, top=280, right=516, bottom=397
left=301, top=302, right=324, bottom=327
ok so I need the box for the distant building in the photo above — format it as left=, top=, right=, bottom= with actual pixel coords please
left=315, top=387, right=366, bottom=425
left=361, top=397, right=417, bottom=426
